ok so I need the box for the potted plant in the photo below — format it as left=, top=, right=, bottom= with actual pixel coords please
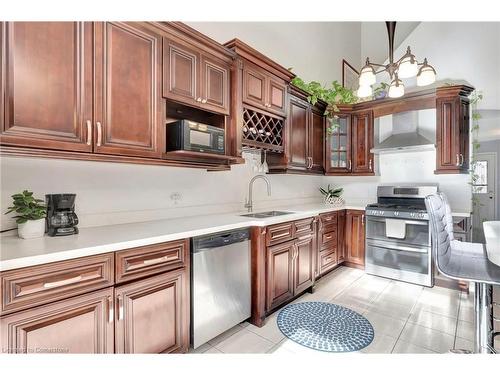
left=372, top=82, right=389, bottom=100
left=5, top=190, right=46, bottom=239
left=319, top=185, right=344, bottom=206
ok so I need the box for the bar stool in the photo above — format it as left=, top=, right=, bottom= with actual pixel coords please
left=425, top=192, right=500, bottom=354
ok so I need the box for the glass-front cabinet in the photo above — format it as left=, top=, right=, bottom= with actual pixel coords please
left=325, top=113, right=351, bottom=174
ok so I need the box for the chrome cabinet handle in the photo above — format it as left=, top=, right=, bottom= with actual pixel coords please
left=362, top=214, right=365, bottom=225
left=369, top=159, right=372, bottom=171
left=456, top=153, right=460, bottom=166
left=196, top=97, right=202, bottom=102
left=117, top=297, right=123, bottom=321
left=143, top=255, right=173, bottom=265
left=460, top=153, right=464, bottom=166
left=86, top=120, right=92, bottom=146
left=201, top=98, right=207, bottom=104
left=96, top=122, right=102, bottom=147
left=43, top=275, right=83, bottom=289
left=348, top=160, right=352, bottom=171
left=108, top=297, right=114, bottom=323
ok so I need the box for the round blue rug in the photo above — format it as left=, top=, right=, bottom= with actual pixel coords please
left=276, top=301, right=374, bottom=352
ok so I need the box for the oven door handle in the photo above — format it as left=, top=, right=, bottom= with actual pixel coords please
left=366, top=216, right=428, bottom=226
left=367, top=241, right=429, bottom=253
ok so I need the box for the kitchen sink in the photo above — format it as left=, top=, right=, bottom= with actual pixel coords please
left=240, top=211, right=294, bottom=219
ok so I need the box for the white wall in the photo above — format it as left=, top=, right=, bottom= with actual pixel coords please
left=187, top=22, right=361, bottom=86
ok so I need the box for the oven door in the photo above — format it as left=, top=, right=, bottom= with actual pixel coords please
left=365, top=216, right=430, bottom=248
left=365, top=242, right=433, bottom=286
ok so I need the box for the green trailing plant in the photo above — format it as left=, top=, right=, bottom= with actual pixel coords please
left=5, top=190, right=46, bottom=224
left=290, top=75, right=358, bottom=134
left=469, top=91, right=484, bottom=212
left=319, top=185, right=343, bottom=200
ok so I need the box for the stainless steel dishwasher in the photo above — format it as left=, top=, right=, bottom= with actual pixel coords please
left=191, top=228, right=251, bottom=348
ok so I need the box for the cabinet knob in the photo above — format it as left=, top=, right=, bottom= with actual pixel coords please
left=196, top=97, right=202, bottom=102
left=201, top=98, right=207, bottom=104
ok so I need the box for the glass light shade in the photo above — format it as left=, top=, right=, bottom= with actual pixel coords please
left=417, top=65, right=436, bottom=86
left=357, top=85, right=373, bottom=98
left=388, top=79, right=404, bottom=98
left=359, top=65, right=376, bottom=86
left=398, top=56, right=418, bottom=78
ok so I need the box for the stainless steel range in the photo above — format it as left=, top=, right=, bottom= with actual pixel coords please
left=365, top=185, right=438, bottom=287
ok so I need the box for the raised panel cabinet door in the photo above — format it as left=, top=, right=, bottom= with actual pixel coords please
left=242, top=63, right=267, bottom=110
left=337, top=210, right=346, bottom=263
left=268, top=78, right=287, bottom=116
left=351, top=111, right=374, bottom=174
left=94, top=22, right=162, bottom=158
left=459, top=99, right=470, bottom=172
left=0, top=22, right=93, bottom=152
left=294, top=235, right=315, bottom=295
left=345, top=210, right=365, bottom=267
left=1, top=287, right=114, bottom=354
left=163, top=37, right=199, bottom=105
left=200, top=54, right=230, bottom=115
left=115, top=268, right=189, bottom=354
left=266, top=240, right=295, bottom=311
left=309, top=109, right=325, bottom=173
left=435, top=97, right=460, bottom=172
left=288, top=97, right=309, bottom=170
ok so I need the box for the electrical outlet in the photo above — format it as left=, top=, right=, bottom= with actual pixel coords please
left=170, top=192, right=182, bottom=204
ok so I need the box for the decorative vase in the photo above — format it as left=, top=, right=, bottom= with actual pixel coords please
left=17, top=218, right=45, bottom=239
left=324, top=196, right=345, bottom=206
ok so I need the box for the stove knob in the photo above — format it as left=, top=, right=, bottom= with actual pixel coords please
left=394, top=211, right=399, bottom=217
left=410, top=212, right=415, bottom=218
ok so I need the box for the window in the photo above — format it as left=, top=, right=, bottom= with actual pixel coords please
left=472, top=160, right=488, bottom=194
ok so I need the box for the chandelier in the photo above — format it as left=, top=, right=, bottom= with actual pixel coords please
left=357, top=22, right=436, bottom=99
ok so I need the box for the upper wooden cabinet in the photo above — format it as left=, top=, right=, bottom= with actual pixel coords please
left=0, top=22, right=93, bottom=152
left=345, top=210, right=366, bottom=268
left=435, top=85, right=474, bottom=174
left=163, top=36, right=231, bottom=115
left=325, top=108, right=374, bottom=176
left=94, top=22, right=162, bottom=158
left=268, top=86, right=325, bottom=174
left=242, top=62, right=287, bottom=116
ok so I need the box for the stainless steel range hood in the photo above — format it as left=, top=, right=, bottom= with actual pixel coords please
left=371, top=109, right=436, bottom=154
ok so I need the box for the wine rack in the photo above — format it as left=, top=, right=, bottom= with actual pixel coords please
left=242, top=107, right=284, bottom=152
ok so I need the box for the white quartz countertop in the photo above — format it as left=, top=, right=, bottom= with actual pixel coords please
left=484, top=221, right=500, bottom=267
left=0, top=202, right=367, bottom=271
left=0, top=201, right=472, bottom=272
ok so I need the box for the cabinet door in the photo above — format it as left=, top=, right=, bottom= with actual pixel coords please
left=459, top=99, right=470, bottom=172
left=351, top=111, right=374, bottom=174
left=294, top=235, right=315, bottom=295
left=325, top=114, right=351, bottom=174
left=266, top=240, right=295, bottom=311
left=242, top=63, right=267, bottom=110
left=287, top=96, right=309, bottom=170
left=0, top=22, right=93, bottom=152
left=199, top=54, right=230, bottom=115
left=345, top=210, right=365, bottom=267
left=1, top=288, right=114, bottom=354
left=94, top=22, right=162, bottom=158
left=337, top=210, right=346, bottom=263
left=436, top=97, right=460, bottom=172
left=309, top=109, right=325, bottom=173
left=163, top=37, right=199, bottom=105
left=115, top=268, right=189, bottom=354
left=268, top=78, right=287, bottom=116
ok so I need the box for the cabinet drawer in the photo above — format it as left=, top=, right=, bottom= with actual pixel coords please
left=321, top=229, right=338, bottom=249
left=266, top=222, right=294, bottom=246
left=115, top=239, right=188, bottom=283
left=1, top=253, right=114, bottom=316
left=319, top=249, right=337, bottom=275
left=294, top=217, right=315, bottom=237
left=320, top=212, right=338, bottom=226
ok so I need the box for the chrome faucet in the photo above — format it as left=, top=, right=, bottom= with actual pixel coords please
left=245, top=175, right=271, bottom=212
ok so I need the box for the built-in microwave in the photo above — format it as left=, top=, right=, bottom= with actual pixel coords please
left=166, top=120, right=225, bottom=155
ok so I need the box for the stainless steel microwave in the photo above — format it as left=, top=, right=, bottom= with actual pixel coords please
left=166, top=120, right=225, bottom=155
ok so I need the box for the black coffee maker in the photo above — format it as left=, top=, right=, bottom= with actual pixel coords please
left=46, top=194, right=79, bottom=236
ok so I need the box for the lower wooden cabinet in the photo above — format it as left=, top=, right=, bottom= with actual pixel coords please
left=345, top=210, right=366, bottom=267
left=1, top=287, right=114, bottom=354
left=337, top=210, right=346, bottom=263
left=294, top=235, right=315, bottom=295
left=114, top=268, right=189, bottom=354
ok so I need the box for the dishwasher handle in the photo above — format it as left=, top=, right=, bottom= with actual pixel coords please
left=192, top=229, right=250, bottom=252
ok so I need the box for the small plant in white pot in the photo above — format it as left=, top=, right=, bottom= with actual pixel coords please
left=5, top=190, right=46, bottom=239
left=319, top=185, right=344, bottom=206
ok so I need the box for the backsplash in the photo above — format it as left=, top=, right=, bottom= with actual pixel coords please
left=0, top=149, right=471, bottom=231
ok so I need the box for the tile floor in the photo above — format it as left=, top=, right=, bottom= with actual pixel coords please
left=189, top=266, right=481, bottom=354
